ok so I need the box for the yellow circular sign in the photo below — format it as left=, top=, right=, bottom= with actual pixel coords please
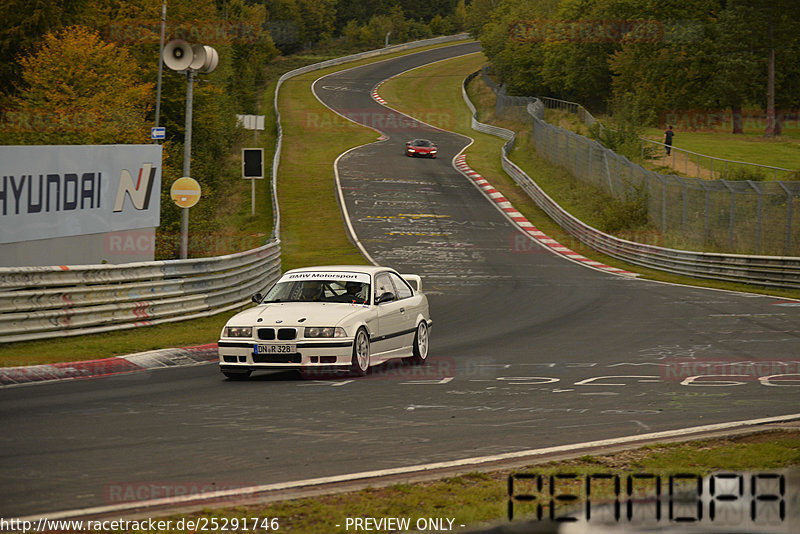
left=170, top=177, right=201, bottom=208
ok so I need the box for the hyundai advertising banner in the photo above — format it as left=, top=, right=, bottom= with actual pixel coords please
left=0, top=145, right=162, bottom=244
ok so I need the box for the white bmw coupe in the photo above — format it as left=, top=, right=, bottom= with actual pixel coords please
left=218, top=266, right=432, bottom=379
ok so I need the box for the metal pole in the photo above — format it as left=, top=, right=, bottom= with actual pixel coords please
left=154, top=0, right=167, bottom=130
left=180, top=69, right=194, bottom=259
left=252, top=128, right=257, bottom=216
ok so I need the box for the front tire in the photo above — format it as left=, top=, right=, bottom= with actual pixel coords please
left=350, top=328, right=370, bottom=376
left=409, top=321, right=429, bottom=364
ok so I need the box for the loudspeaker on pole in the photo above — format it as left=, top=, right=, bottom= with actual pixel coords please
left=189, top=44, right=219, bottom=74
left=200, top=46, right=219, bottom=74
left=163, top=40, right=193, bottom=71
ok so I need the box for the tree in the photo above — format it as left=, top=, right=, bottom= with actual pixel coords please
left=704, top=0, right=762, bottom=133
left=0, top=0, right=90, bottom=99
left=297, top=0, right=337, bottom=49
left=606, top=0, right=722, bottom=126
left=450, top=0, right=468, bottom=33
left=263, top=0, right=303, bottom=53
left=701, top=0, right=800, bottom=136
left=6, top=25, right=153, bottom=145
left=756, top=0, right=800, bottom=137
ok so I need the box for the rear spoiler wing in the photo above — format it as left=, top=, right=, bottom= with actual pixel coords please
left=401, top=274, right=422, bottom=293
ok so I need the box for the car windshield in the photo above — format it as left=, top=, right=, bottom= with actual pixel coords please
left=412, top=139, right=432, bottom=147
left=262, top=274, right=371, bottom=304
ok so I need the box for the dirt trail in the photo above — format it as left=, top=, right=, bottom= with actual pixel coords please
left=653, top=149, right=715, bottom=179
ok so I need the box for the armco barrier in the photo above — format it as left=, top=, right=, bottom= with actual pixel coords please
left=0, top=242, right=281, bottom=343
left=0, top=35, right=473, bottom=345
left=463, top=71, right=800, bottom=289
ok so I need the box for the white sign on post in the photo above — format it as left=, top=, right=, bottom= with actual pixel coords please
left=236, top=114, right=265, bottom=131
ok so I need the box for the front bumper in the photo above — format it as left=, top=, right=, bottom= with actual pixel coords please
left=218, top=339, right=354, bottom=370
left=407, top=150, right=436, bottom=158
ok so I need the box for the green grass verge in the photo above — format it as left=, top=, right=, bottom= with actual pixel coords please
left=0, top=40, right=477, bottom=367
left=641, top=127, right=800, bottom=172
left=0, top=312, right=237, bottom=367
left=160, top=430, right=799, bottom=533
left=378, top=53, right=800, bottom=300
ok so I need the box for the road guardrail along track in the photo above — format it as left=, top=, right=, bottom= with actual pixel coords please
left=463, top=71, right=800, bottom=289
left=0, top=242, right=282, bottom=344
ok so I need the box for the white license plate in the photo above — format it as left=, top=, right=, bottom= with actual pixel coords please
left=254, top=344, right=295, bottom=354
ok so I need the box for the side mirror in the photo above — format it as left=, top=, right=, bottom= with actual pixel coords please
left=375, top=292, right=396, bottom=304
left=251, top=293, right=263, bottom=304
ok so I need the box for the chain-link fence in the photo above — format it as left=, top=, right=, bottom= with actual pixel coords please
left=481, top=70, right=800, bottom=256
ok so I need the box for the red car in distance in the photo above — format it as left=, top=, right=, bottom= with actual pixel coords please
left=405, top=138, right=438, bottom=158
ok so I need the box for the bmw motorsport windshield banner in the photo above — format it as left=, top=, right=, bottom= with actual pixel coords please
left=279, top=271, right=372, bottom=284
left=0, top=144, right=162, bottom=244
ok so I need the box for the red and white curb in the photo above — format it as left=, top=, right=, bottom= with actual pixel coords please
left=371, top=72, right=634, bottom=277
left=454, top=154, right=636, bottom=276
left=371, top=81, right=388, bottom=105
left=0, top=344, right=219, bottom=387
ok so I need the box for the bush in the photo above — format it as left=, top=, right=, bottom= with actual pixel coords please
left=722, top=166, right=767, bottom=181
left=587, top=93, right=647, bottom=162
left=599, top=192, right=649, bottom=234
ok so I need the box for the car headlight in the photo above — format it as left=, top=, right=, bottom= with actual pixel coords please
left=408, top=148, right=415, bottom=152
left=304, top=327, right=347, bottom=338
left=225, top=326, right=253, bottom=338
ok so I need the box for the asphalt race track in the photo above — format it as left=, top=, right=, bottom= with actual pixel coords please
left=2, top=42, right=799, bottom=519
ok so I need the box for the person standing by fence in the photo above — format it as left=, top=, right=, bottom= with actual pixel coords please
left=664, top=125, right=675, bottom=155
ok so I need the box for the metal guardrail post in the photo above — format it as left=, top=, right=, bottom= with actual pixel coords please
left=654, top=174, right=667, bottom=233
left=778, top=182, right=794, bottom=255
left=721, top=180, right=736, bottom=250
left=747, top=180, right=763, bottom=254
left=697, top=180, right=711, bottom=246
left=682, top=180, right=688, bottom=233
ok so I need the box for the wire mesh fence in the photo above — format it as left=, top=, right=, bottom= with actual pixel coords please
left=480, top=70, right=800, bottom=256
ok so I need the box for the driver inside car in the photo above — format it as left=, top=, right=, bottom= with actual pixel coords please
left=343, top=281, right=365, bottom=303
left=300, top=281, right=324, bottom=301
